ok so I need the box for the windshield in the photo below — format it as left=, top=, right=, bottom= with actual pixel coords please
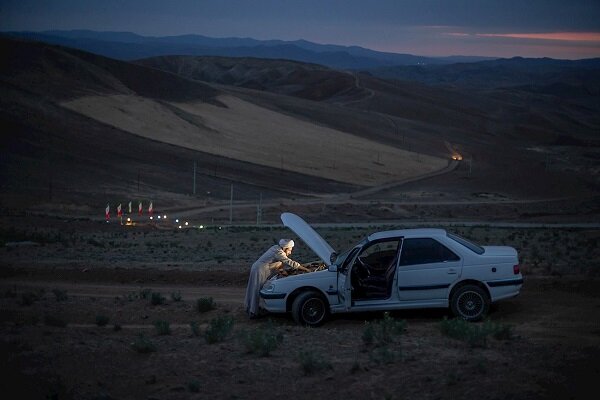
left=334, top=238, right=367, bottom=269
left=447, top=232, right=485, bottom=255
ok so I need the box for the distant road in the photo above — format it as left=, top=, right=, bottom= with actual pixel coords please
left=339, top=160, right=459, bottom=199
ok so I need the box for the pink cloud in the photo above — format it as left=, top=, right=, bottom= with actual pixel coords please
left=476, top=32, right=600, bottom=42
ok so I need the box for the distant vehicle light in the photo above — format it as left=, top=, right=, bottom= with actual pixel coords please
left=157, top=216, right=161, bottom=219
left=150, top=216, right=153, bottom=220
left=185, top=222, right=188, bottom=226
left=199, top=225, right=204, bottom=229
left=163, top=215, right=167, bottom=219
left=175, top=219, right=179, bottom=223
left=178, top=225, right=182, bottom=229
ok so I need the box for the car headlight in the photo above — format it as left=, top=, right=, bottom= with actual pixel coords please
left=262, top=282, right=275, bottom=292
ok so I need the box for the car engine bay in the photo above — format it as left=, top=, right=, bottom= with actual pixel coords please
left=271, top=261, right=327, bottom=278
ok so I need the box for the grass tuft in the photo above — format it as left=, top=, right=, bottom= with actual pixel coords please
left=131, top=334, right=156, bottom=353
left=197, top=297, right=216, bottom=313
left=362, top=312, right=406, bottom=347
left=240, top=320, right=283, bottom=357
left=439, top=317, right=515, bottom=348
left=187, top=379, right=201, bottom=393
left=95, top=315, right=109, bottom=327
left=154, top=320, right=171, bottom=335
left=297, top=350, right=332, bottom=376
left=170, top=291, right=182, bottom=302
left=204, top=315, right=234, bottom=344
left=52, top=289, right=68, bottom=301
left=150, top=292, right=166, bottom=305
left=190, top=321, right=201, bottom=336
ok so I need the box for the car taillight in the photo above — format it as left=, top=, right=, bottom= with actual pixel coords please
left=513, top=264, right=520, bottom=274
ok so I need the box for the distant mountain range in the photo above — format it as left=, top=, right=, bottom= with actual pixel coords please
left=364, top=57, right=600, bottom=91
left=2, top=29, right=495, bottom=69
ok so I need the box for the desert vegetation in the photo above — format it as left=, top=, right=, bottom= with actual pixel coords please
left=2, top=221, right=598, bottom=277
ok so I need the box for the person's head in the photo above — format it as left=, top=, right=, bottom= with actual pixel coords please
left=279, top=239, right=294, bottom=255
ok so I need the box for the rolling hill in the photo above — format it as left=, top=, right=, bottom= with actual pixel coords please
left=1, top=36, right=598, bottom=217
left=364, top=57, right=600, bottom=94
left=0, top=37, right=448, bottom=209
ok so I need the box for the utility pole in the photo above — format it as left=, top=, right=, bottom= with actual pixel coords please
left=256, top=193, right=262, bottom=225
left=229, top=183, right=233, bottom=225
left=192, top=161, right=196, bottom=195
left=137, top=169, right=140, bottom=193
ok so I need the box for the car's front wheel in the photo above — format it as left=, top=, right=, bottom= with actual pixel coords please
left=292, top=291, right=329, bottom=327
left=450, top=284, right=490, bottom=321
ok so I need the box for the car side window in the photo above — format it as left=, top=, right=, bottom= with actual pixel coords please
left=353, top=239, right=400, bottom=272
left=399, top=238, right=459, bottom=266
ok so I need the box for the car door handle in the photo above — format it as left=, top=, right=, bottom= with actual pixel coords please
left=447, top=268, right=457, bottom=274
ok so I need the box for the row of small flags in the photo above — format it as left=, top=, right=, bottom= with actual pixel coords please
left=105, top=201, right=152, bottom=220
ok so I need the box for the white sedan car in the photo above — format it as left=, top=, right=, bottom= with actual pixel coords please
left=260, top=213, right=522, bottom=326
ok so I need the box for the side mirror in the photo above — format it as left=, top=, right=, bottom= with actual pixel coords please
left=328, top=264, right=338, bottom=272
left=330, top=252, right=338, bottom=265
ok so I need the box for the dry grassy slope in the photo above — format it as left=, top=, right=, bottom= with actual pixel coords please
left=2, top=37, right=447, bottom=188
left=0, top=83, right=361, bottom=209
left=0, top=37, right=446, bottom=207
left=61, top=93, right=445, bottom=186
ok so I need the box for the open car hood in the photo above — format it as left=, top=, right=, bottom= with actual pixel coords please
left=280, top=212, right=336, bottom=266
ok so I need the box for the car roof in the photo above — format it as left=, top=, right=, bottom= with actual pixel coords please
left=368, top=228, right=447, bottom=241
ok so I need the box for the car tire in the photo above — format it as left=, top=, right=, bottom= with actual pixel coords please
left=292, top=291, right=329, bottom=327
left=450, top=284, right=490, bottom=321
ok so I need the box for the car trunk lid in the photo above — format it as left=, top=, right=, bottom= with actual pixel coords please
left=482, top=246, right=518, bottom=257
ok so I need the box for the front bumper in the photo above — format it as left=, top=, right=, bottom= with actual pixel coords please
left=259, top=289, right=288, bottom=312
left=259, top=291, right=286, bottom=299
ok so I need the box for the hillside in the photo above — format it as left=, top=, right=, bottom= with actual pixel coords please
left=0, top=37, right=453, bottom=211
left=0, top=36, right=598, bottom=225
left=365, top=57, right=600, bottom=93
left=135, top=56, right=361, bottom=101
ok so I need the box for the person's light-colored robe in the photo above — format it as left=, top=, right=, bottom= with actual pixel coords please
left=244, top=244, right=302, bottom=316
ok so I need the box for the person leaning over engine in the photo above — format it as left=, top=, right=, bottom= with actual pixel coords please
left=244, top=239, right=310, bottom=318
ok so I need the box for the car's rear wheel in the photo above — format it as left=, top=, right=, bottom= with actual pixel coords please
left=450, top=284, right=490, bottom=321
left=292, top=291, right=329, bottom=327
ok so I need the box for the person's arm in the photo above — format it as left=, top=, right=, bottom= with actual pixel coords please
left=274, top=249, right=307, bottom=271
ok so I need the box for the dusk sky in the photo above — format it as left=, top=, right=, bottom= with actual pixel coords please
left=2, top=0, right=600, bottom=59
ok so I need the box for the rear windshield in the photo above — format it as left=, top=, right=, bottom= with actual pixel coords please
left=447, top=232, right=485, bottom=255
